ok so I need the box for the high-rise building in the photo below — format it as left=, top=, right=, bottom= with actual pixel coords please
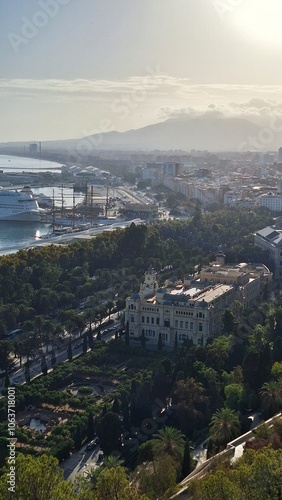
left=29, top=143, right=38, bottom=155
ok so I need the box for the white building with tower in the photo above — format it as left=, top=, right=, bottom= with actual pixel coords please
left=125, top=259, right=272, bottom=348
left=126, top=265, right=235, bottom=347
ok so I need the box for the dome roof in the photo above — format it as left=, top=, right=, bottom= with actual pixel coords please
left=131, top=292, right=140, bottom=300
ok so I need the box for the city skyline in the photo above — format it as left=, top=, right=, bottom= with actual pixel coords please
left=1, top=0, right=282, bottom=142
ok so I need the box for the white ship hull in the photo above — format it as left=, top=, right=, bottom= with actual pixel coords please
left=0, top=186, right=45, bottom=222
left=0, top=210, right=43, bottom=222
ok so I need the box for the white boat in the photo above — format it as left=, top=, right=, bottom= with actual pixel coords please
left=0, top=186, right=45, bottom=222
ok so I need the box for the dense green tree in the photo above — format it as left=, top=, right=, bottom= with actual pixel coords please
left=151, top=426, right=185, bottom=464
left=74, top=423, right=82, bottom=451
left=122, top=394, right=130, bottom=431
left=0, top=453, right=76, bottom=500
left=260, top=381, right=282, bottom=419
left=4, top=371, right=10, bottom=388
left=137, top=441, right=154, bottom=464
left=181, top=441, right=192, bottom=479
left=190, top=447, right=282, bottom=500
left=24, top=363, right=30, bottom=384
left=51, top=348, right=56, bottom=367
left=273, top=336, right=282, bottom=362
left=209, top=407, right=240, bottom=446
left=173, top=378, right=208, bottom=436
left=224, top=383, right=244, bottom=412
left=87, top=327, right=93, bottom=349
left=0, top=341, right=12, bottom=372
left=67, top=341, right=72, bottom=362
left=94, top=466, right=148, bottom=500
left=222, top=310, right=237, bottom=333
left=97, top=412, right=122, bottom=456
left=82, top=333, right=87, bottom=354
left=133, top=454, right=178, bottom=500
left=152, top=367, right=170, bottom=402
left=87, top=411, right=95, bottom=441
left=112, top=397, right=120, bottom=415
left=41, top=354, right=48, bottom=376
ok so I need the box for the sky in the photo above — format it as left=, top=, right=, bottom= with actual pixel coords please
left=1, top=0, right=282, bottom=142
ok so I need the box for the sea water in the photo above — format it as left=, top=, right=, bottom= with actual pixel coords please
left=0, top=155, right=63, bottom=252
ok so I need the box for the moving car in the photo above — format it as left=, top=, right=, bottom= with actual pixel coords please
left=86, top=437, right=99, bottom=450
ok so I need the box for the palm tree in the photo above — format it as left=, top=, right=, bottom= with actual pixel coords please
left=151, top=426, right=185, bottom=463
left=260, top=380, right=282, bottom=418
left=209, top=407, right=240, bottom=446
left=102, top=455, right=124, bottom=469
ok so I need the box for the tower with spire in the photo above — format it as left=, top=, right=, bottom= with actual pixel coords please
left=139, top=265, right=159, bottom=299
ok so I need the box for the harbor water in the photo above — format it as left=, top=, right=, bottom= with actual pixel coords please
left=0, top=155, right=73, bottom=251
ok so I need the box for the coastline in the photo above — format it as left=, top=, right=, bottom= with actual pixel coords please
left=0, top=219, right=144, bottom=257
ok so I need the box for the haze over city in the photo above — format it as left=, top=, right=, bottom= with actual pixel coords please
left=1, top=0, right=282, bottom=145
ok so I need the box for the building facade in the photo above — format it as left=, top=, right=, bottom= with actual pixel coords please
left=255, top=225, right=282, bottom=280
left=126, top=266, right=235, bottom=347
left=126, top=260, right=272, bottom=348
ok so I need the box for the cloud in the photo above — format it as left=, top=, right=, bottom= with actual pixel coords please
left=160, top=98, right=282, bottom=127
left=0, top=74, right=190, bottom=101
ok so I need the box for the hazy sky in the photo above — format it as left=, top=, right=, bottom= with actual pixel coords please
left=1, top=0, right=282, bottom=141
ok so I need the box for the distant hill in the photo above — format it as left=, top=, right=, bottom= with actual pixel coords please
left=0, top=116, right=266, bottom=152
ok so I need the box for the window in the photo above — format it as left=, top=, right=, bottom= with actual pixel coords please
left=145, top=329, right=155, bottom=337
left=185, top=321, right=188, bottom=329
left=131, top=316, right=134, bottom=323
left=156, top=318, right=159, bottom=325
left=142, top=316, right=144, bottom=323
left=164, top=319, right=170, bottom=327
left=180, top=320, right=183, bottom=328
left=199, top=323, right=203, bottom=332
left=146, top=317, right=149, bottom=323
left=175, top=320, right=178, bottom=327
left=190, top=322, right=194, bottom=329
left=151, top=317, right=154, bottom=324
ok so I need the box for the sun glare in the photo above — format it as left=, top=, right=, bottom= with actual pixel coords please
left=232, top=0, right=282, bottom=47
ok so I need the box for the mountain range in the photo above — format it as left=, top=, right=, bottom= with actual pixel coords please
left=1, top=116, right=277, bottom=152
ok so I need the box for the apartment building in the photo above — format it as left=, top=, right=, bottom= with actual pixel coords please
left=255, top=225, right=282, bottom=280
left=200, top=252, right=272, bottom=307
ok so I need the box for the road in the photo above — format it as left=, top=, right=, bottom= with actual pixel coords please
left=9, top=314, right=121, bottom=386
left=61, top=442, right=102, bottom=481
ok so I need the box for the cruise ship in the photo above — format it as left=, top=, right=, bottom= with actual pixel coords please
left=0, top=186, right=45, bottom=222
